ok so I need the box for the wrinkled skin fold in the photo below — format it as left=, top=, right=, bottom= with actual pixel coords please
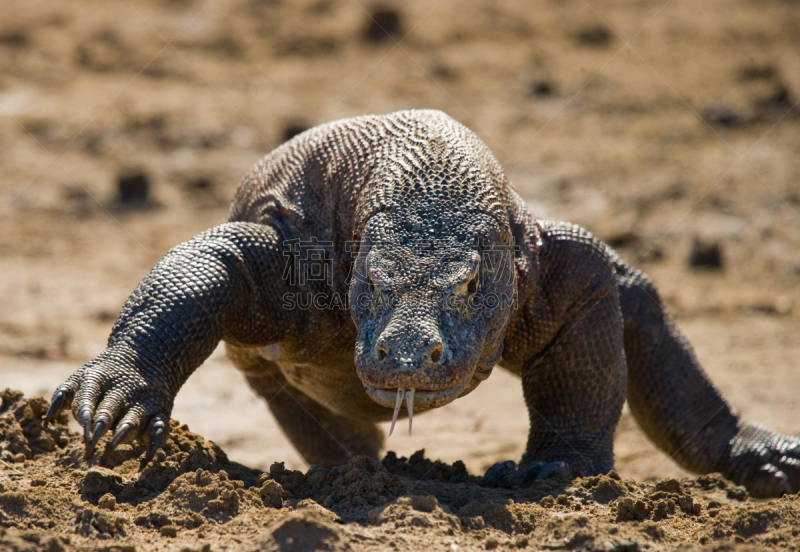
left=47, top=110, right=800, bottom=498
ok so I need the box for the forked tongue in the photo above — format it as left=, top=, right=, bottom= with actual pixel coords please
left=388, top=387, right=415, bottom=436
left=406, top=388, right=415, bottom=434
left=388, top=388, right=404, bottom=437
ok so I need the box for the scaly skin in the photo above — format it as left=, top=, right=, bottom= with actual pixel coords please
left=46, top=110, right=800, bottom=498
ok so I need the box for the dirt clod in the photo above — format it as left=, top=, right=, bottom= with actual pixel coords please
left=98, top=494, right=117, bottom=511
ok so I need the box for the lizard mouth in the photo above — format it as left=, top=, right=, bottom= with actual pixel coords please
left=363, top=381, right=471, bottom=435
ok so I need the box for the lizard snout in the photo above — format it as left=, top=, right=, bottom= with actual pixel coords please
left=373, top=316, right=448, bottom=368
left=374, top=335, right=445, bottom=366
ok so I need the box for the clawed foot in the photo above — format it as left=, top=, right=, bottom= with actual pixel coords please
left=725, top=422, right=800, bottom=498
left=44, top=352, right=173, bottom=466
left=481, top=460, right=571, bottom=488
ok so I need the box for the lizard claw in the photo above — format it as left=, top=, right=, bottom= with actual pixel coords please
left=142, top=414, right=169, bottom=466
left=77, top=404, right=94, bottom=443
left=86, top=418, right=110, bottom=458
left=44, top=387, right=74, bottom=427
left=109, top=422, right=135, bottom=450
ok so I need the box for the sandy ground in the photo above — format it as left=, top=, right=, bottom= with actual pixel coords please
left=1, top=0, right=800, bottom=549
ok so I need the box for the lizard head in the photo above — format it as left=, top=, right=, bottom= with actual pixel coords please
left=350, top=209, right=517, bottom=424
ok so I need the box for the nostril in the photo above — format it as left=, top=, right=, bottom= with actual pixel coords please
left=430, top=344, right=443, bottom=363
left=376, top=345, right=388, bottom=361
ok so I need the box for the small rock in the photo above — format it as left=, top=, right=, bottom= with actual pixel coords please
left=185, top=177, right=213, bottom=191
left=702, top=104, right=746, bottom=127
left=117, top=171, right=150, bottom=205
left=530, top=80, right=554, bottom=97
left=689, top=238, right=723, bottom=269
left=363, top=7, right=402, bottom=43
left=430, top=62, right=457, bottom=80
left=738, top=64, right=776, bottom=82
left=575, top=25, right=612, bottom=47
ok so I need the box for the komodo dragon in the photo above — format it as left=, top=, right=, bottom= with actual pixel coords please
left=46, top=109, right=800, bottom=498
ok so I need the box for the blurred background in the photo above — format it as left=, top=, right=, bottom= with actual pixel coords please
left=1, top=0, right=799, bottom=481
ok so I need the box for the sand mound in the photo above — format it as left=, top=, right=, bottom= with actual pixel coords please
left=3, top=389, right=800, bottom=551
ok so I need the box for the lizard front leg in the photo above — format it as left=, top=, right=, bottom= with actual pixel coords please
left=518, top=280, right=626, bottom=475
left=493, top=222, right=627, bottom=485
left=45, top=221, right=299, bottom=462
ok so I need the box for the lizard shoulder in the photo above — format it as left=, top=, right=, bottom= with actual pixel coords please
left=502, top=221, right=618, bottom=365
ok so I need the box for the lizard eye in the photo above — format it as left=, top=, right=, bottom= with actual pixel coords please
left=459, top=255, right=481, bottom=296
